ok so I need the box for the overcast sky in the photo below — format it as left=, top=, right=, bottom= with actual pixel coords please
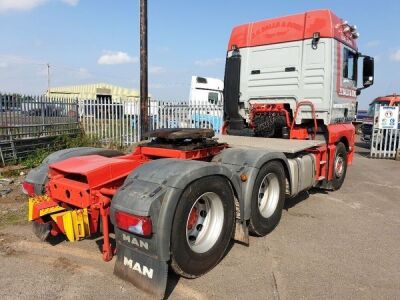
left=0, top=0, right=399, bottom=108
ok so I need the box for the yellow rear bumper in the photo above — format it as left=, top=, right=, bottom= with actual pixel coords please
left=28, top=195, right=64, bottom=221
left=28, top=196, right=90, bottom=242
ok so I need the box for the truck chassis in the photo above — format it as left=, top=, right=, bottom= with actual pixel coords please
left=25, top=125, right=353, bottom=297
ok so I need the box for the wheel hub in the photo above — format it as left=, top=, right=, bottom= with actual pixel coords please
left=185, top=192, right=224, bottom=253
left=334, top=155, right=344, bottom=178
left=258, top=173, right=280, bottom=219
left=187, top=207, right=198, bottom=230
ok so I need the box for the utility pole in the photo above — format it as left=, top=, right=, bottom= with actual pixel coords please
left=47, top=63, right=51, bottom=95
left=140, top=0, right=149, bottom=139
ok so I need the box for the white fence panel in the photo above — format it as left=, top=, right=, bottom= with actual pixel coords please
left=370, top=128, right=400, bottom=158
left=369, top=103, right=400, bottom=159
left=80, top=99, right=223, bottom=146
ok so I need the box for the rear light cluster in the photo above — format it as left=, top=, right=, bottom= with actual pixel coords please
left=115, top=210, right=152, bottom=237
left=22, top=182, right=35, bottom=196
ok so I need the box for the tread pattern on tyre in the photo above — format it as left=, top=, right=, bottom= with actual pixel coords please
left=170, top=176, right=235, bottom=278
left=331, top=142, right=347, bottom=190
left=249, top=161, right=286, bottom=237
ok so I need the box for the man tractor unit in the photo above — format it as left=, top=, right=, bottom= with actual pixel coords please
left=24, top=10, right=374, bottom=297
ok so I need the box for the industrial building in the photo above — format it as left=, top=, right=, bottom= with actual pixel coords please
left=47, top=83, right=141, bottom=102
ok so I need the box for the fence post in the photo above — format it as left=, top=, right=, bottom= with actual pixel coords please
left=40, top=95, right=45, bottom=136
left=76, top=98, right=80, bottom=135
left=370, top=103, right=400, bottom=159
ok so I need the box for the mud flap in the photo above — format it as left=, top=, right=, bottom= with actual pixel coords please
left=32, top=221, right=52, bottom=241
left=114, top=245, right=168, bottom=299
left=234, top=220, right=249, bottom=245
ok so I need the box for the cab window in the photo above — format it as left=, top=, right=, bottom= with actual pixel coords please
left=367, top=104, right=375, bottom=117
left=343, top=48, right=357, bottom=83
left=208, top=92, right=219, bottom=105
left=368, top=101, right=390, bottom=116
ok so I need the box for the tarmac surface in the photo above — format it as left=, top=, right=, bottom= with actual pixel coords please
left=0, top=143, right=399, bottom=299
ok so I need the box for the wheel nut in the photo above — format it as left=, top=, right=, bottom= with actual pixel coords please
left=196, top=224, right=203, bottom=231
left=200, top=210, right=207, bottom=217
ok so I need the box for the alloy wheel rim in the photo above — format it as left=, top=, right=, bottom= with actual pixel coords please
left=258, top=173, right=280, bottom=218
left=186, top=192, right=224, bottom=253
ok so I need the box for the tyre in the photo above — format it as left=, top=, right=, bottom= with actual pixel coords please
left=331, top=142, right=347, bottom=190
left=170, top=176, right=235, bottom=278
left=32, top=221, right=52, bottom=241
left=249, top=161, right=286, bottom=237
left=355, top=124, right=362, bottom=135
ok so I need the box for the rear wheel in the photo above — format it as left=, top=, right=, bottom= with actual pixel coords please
left=249, top=161, right=286, bottom=237
left=331, top=142, right=347, bottom=190
left=170, top=176, right=235, bottom=278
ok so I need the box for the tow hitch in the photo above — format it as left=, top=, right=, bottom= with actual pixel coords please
left=28, top=190, right=116, bottom=261
left=28, top=195, right=91, bottom=242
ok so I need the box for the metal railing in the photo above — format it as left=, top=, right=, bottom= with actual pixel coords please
left=0, top=93, right=224, bottom=163
left=80, top=99, right=138, bottom=146
left=369, top=104, right=400, bottom=159
left=370, top=128, right=400, bottom=159
left=80, top=99, right=223, bottom=145
left=158, top=101, right=223, bottom=134
left=0, top=94, right=80, bottom=164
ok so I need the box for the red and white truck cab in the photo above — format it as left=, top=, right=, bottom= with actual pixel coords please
left=223, top=10, right=374, bottom=144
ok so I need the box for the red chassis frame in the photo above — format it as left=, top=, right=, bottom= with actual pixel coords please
left=249, top=103, right=291, bottom=129
left=31, top=112, right=354, bottom=262
left=36, top=143, right=227, bottom=261
left=249, top=101, right=355, bottom=182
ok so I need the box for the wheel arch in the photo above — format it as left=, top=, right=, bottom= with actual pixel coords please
left=111, top=158, right=242, bottom=262
left=212, top=148, right=291, bottom=221
left=157, top=163, right=241, bottom=261
left=327, top=123, right=355, bottom=151
left=242, top=158, right=289, bottom=221
left=269, top=157, right=291, bottom=195
left=339, top=136, right=349, bottom=151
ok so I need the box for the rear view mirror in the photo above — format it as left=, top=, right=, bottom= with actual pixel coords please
left=357, top=55, right=374, bottom=95
left=363, top=56, right=374, bottom=87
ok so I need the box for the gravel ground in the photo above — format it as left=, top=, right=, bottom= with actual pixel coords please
left=0, top=142, right=399, bottom=299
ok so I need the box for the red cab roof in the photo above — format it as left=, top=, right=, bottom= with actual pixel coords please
left=371, top=94, right=400, bottom=105
left=228, top=9, right=358, bottom=50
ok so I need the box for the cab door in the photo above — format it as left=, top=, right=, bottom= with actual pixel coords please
left=337, top=44, right=358, bottom=99
left=331, top=41, right=358, bottom=123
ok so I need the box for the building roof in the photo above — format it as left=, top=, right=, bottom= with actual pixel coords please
left=48, top=83, right=140, bottom=101
left=228, top=9, right=358, bottom=51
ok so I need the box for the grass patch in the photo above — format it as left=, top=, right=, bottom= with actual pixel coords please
left=21, top=134, right=102, bottom=169
left=0, top=166, right=25, bottom=178
left=22, top=149, right=52, bottom=169
left=0, top=205, right=28, bottom=228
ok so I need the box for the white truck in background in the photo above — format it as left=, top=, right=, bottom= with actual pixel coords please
left=189, top=76, right=224, bottom=131
left=189, top=76, right=224, bottom=106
